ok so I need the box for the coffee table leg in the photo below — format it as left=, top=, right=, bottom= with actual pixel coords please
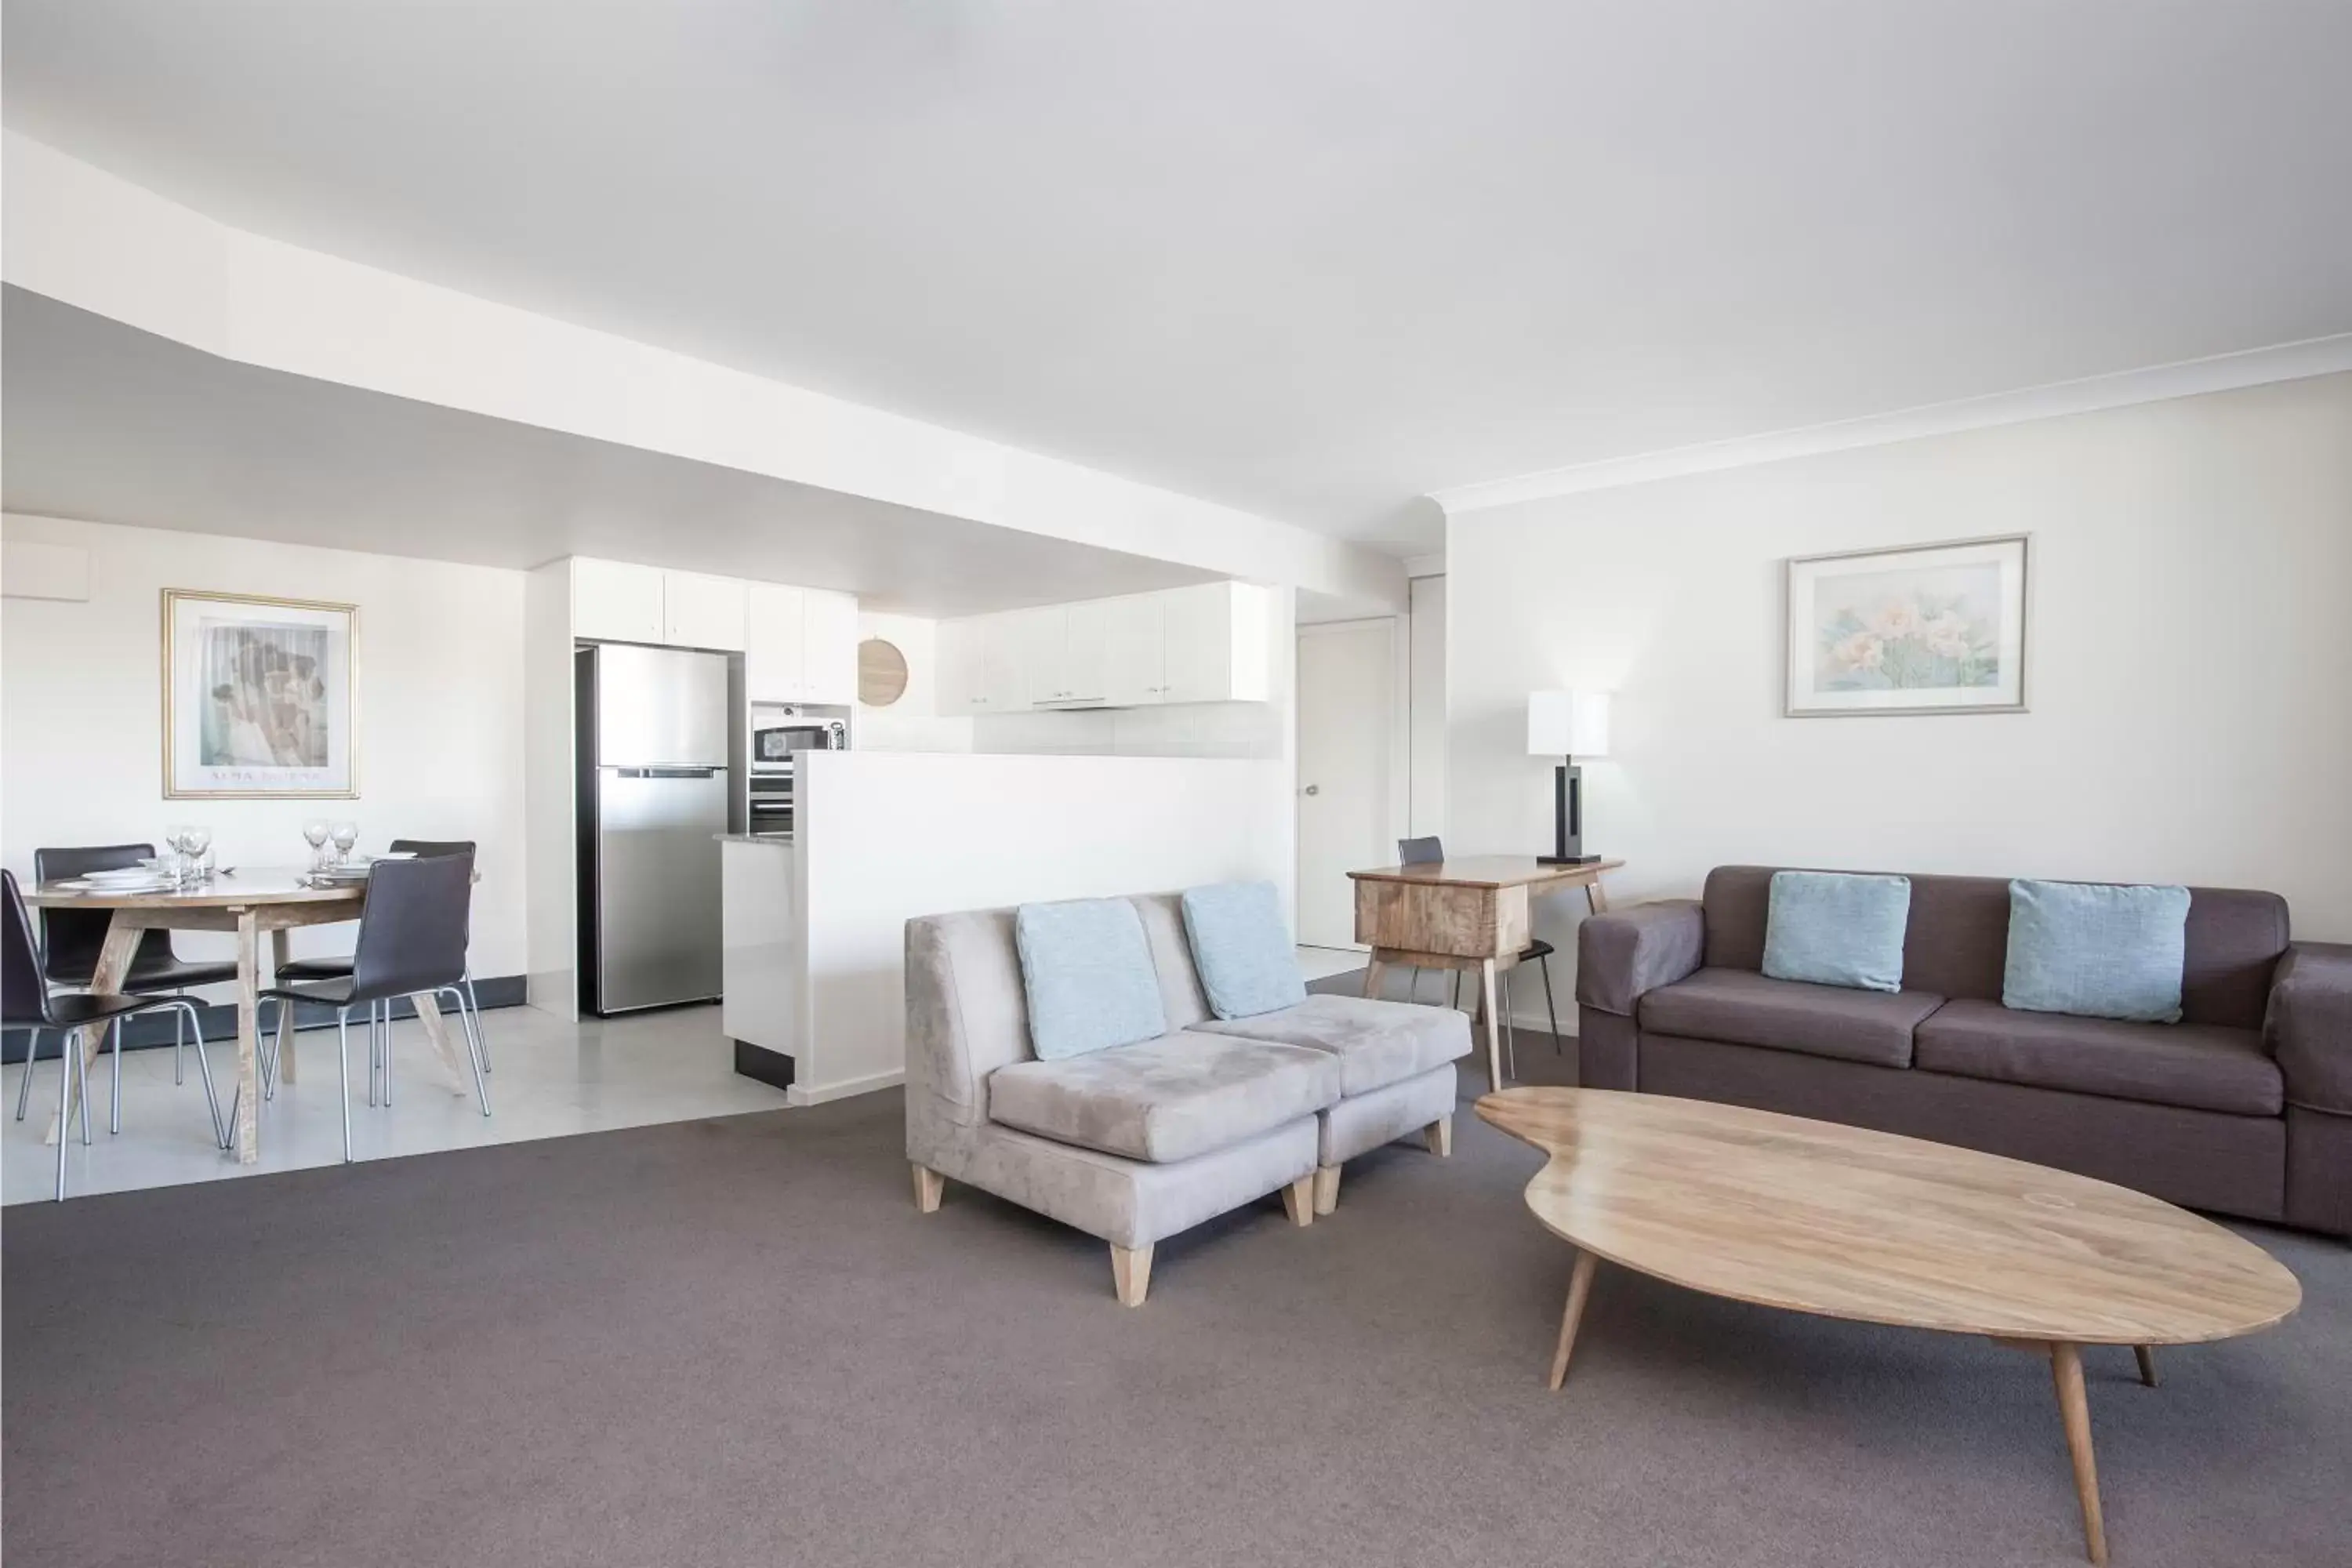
left=1547, top=1250, right=1599, bottom=1391
left=2132, top=1345, right=2158, bottom=1388
left=2049, top=1341, right=2107, bottom=1565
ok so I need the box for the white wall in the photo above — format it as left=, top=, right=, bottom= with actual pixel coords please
left=0, top=514, right=529, bottom=979
left=1447, top=372, right=2352, bottom=1018
left=1408, top=574, right=1446, bottom=837
left=793, top=750, right=1294, bottom=1101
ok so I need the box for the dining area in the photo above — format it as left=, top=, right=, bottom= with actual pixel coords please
left=3, top=829, right=493, bottom=1200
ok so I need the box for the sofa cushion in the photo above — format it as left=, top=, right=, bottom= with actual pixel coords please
left=987, top=1032, right=1341, bottom=1163
left=1014, top=898, right=1167, bottom=1061
left=1190, top=994, right=1472, bottom=1096
left=1639, top=967, right=1944, bottom=1068
left=1915, top=998, right=2281, bottom=1116
left=1181, top=880, right=1308, bottom=1019
left=2003, top=879, right=2192, bottom=1024
left=1762, top=870, right=1911, bottom=993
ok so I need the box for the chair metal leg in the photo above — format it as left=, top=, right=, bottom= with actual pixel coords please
left=16, top=1027, right=40, bottom=1121
left=1502, top=973, right=1517, bottom=1082
left=174, top=1001, right=185, bottom=1086
left=465, top=972, right=490, bottom=1073
left=1539, top=952, right=1563, bottom=1055
left=54, top=1027, right=77, bottom=1200
left=1452, top=971, right=1463, bottom=1011
left=381, top=1002, right=393, bottom=1107
left=110, top=1018, right=124, bottom=1134
left=178, top=1002, right=227, bottom=1149
left=443, top=985, right=492, bottom=1117
left=366, top=1004, right=379, bottom=1107
left=336, top=1007, right=354, bottom=1162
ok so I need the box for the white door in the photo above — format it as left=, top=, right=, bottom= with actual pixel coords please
left=1295, top=619, right=1397, bottom=949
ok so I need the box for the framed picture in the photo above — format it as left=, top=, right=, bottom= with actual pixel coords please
left=162, top=590, right=358, bottom=797
left=1784, top=535, right=2028, bottom=717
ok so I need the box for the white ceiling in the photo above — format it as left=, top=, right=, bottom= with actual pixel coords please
left=0, top=288, right=1216, bottom=615
left=5, top=2, right=2351, bottom=554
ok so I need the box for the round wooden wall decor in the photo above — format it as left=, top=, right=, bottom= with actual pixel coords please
left=858, top=638, right=910, bottom=706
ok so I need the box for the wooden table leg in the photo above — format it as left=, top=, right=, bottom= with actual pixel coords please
left=1584, top=879, right=1610, bottom=915
left=1479, top=957, right=1504, bottom=1092
left=268, top=928, right=296, bottom=1085
left=1360, top=952, right=1389, bottom=1003
left=45, top=916, right=140, bottom=1146
left=1548, top=1250, right=1599, bottom=1390
left=411, top=992, right=470, bottom=1092
left=233, top=910, right=261, bottom=1163
left=2049, top=1341, right=2108, bottom=1565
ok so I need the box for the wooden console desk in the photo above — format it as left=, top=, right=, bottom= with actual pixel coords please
left=1346, top=857, right=1624, bottom=1093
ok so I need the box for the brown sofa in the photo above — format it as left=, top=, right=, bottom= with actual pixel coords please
left=1576, top=866, right=2352, bottom=1236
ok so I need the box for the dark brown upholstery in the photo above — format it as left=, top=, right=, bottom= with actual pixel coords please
left=1915, top=1000, right=2281, bottom=1116
left=1639, top=968, right=1944, bottom=1069
left=1579, top=864, right=2347, bottom=1236
left=1698, top=866, right=2290, bottom=1025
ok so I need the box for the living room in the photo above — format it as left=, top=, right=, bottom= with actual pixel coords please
left=5, top=6, right=2348, bottom=1568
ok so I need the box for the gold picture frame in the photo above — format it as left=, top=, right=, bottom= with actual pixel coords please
left=1784, top=534, right=2030, bottom=717
left=162, top=589, right=360, bottom=798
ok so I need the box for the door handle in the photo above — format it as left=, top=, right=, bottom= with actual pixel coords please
left=1302, top=784, right=1320, bottom=797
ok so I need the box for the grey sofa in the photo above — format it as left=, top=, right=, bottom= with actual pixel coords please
left=906, top=892, right=1470, bottom=1303
left=1577, top=865, right=2352, bottom=1236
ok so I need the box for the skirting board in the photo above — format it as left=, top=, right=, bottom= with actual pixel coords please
left=786, top=1069, right=906, bottom=1107
left=0, top=975, right=528, bottom=1063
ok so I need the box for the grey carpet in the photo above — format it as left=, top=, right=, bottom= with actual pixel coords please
left=5, top=1059, right=2346, bottom=1568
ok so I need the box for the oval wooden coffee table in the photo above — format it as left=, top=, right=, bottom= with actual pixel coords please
left=1476, top=1087, right=2302, bottom=1565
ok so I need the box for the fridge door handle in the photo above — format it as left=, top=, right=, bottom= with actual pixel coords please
left=612, top=766, right=724, bottom=779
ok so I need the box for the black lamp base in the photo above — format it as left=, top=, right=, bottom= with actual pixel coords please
left=1540, top=758, right=1600, bottom=865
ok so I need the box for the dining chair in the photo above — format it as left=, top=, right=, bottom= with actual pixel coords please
left=16, top=843, right=239, bottom=1123
left=270, top=839, right=490, bottom=1077
left=256, top=853, right=490, bottom=1163
left=1393, top=836, right=1563, bottom=1080
left=4, top=871, right=227, bottom=1200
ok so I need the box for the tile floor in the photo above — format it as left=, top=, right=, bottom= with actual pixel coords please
left=2, top=1002, right=789, bottom=1205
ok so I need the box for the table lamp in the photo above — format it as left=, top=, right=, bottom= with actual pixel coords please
left=1527, top=690, right=1609, bottom=865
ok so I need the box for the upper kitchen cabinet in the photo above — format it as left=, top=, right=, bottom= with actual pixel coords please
left=942, top=581, right=1272, bottom=713
left=743, top=582, right=808, bottom=701
left=1014, top=600, right=1113, bottom=707
left=746, top=583, right=859, bottom=704
left=802, top=590, right=860, bottom=705
left=572, top=557, right=666, bottom=644
left=662, top=571, right=748, bottom=652
left=1160, top=582, right=1271, bottom=705
left=938, top=614, right=1022, bottom=712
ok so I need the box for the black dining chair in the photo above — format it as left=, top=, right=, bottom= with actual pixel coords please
left=15, top=843, right=240, bottom=1124
left=270, top=839, right=490, bottom=1075
left=4, top=871, right=227, bottom=1201
left=1395, top=836, right=1563, bottom=1079
left=256, top=853, right=489, bottom=1163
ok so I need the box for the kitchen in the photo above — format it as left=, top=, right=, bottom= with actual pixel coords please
left=533, top=555, right=1294, bottom=1105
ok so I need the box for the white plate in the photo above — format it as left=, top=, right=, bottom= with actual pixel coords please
left=60, top=877, right=170, bottom=893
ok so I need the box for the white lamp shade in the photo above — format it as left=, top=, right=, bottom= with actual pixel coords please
left=1527, top=690, right=1610, bottom=757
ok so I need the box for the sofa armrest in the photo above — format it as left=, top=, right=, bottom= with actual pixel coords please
left=1576, top=899, right=1705, bottom=1017
left=2270, top=941, right=2352, bottom=1115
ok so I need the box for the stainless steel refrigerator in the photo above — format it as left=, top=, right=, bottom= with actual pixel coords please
left=576, top=644, right=731, bottom=1014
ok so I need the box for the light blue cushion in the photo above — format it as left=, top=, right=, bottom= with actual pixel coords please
left=1761, top=871, right=1911, bottom=993
left=1180, top=881, right=1308, bottom=1021
left=1013, top=898, right=1167, bottom=1061
left=2003, top=879, right=2190, bottom=1024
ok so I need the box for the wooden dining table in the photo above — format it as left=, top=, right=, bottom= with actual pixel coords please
left=24, top=866, right=474, bottom=1163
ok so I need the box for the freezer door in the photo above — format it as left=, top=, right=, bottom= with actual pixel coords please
left=594, top=768, right=727, bottom=1011
left=593, top=644, right=731, bottom=767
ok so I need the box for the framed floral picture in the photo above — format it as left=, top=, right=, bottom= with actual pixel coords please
left=163, top=590, right=359, bottom=797
left=1784, top=535, right=2028, bottom=717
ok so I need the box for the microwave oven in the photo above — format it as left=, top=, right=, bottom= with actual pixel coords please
left=753, top=722, right=846, bottom=764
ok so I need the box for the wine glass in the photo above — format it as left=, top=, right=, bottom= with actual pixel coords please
left=303, top=818, right=332, bottom=872
left=162, top=824, right=194, bottom=886
left=180, top=825, right=213, bottom=883
left=329, top=822, right=360, bottom=867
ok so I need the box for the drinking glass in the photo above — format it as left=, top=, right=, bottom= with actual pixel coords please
left=329, top=822, right=360, bottom=866
left=181, top=826, right=213, bottom=883
left=303, top=818, right=332, bottom=872
left=163, top=825, right=194, bottom=887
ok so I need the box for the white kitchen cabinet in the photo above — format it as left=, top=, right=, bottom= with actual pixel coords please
left=662, top=571, right=748, bottom=652
left=572, top=558, right=665, bottom=644
left=938, top=615, right=1022, bottom=712
left=1160, top=582, right=1272, bottom=704
left=801, top=590, right=860, bottom=704
left=744, top=582, right=808, bottom=702
left=1062, top=599, right=1112, bottom=702
left=1102, top=593, right=1166, bottom=706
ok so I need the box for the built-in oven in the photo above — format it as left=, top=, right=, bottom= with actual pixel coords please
left=746, top=771, right=796, bottom=840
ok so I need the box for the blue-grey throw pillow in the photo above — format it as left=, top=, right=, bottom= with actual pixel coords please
left=1014, top=898, right=1167, bottom=1061
left=1180, top=880, right=1308, bottom=1020
left=1761, top=870, right=1911, bottom=993
left=2003, top=879, right=2190, bottom=1024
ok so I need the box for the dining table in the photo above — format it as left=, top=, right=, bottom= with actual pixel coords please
left=24, top=866, right=474, bottom=1163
